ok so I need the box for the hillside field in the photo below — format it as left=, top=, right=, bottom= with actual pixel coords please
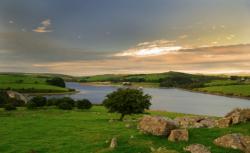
left=0, top=74, right=70, bottom=93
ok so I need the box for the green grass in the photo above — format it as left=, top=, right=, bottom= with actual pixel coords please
left=204, top=80, right=240, bottom=87
left=197, top=84, right=250, bottom=97
left=0, top=106, right=249, bottom=153
left=0, top=74, right=70, bottom=93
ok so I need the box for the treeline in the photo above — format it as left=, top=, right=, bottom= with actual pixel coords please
left=79, top=71, right=223, bottom=89
left=0, top=91, right=92, bottom=111
left=27, top=96, right=92, bottom=110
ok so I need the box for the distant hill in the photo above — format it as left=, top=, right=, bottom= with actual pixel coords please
left=78, top=71, right=223, bottom=84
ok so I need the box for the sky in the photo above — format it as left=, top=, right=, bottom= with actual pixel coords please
left=0, top=0, right=250, bottom=76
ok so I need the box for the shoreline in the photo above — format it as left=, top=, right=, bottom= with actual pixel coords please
left=21, top=81, right=250, bottom=101
left=23, top=90, right=79, bottom=96
left=80, top=82, right=250, bottom=101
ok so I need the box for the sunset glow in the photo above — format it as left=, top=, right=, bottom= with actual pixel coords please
left=0, top=0, right=250, bottom=75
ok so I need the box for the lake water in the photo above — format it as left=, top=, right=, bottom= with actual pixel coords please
left=46, top=82, right=250, bottom=117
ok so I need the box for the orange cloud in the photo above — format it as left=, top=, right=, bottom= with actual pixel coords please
left=33, top=19, right=52, bottom=33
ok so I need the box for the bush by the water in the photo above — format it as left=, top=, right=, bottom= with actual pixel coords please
left=0, top=91, right=8, bottom=107
left=46, top=98, right=58, bottom=106
left=4, top=103, right=17, bottom=111
left=58, top=101, right=73, bottom=110
left=55, top=97, right=75, bottom=106
left=0, top=91, right=25, bottom=107
left=103, top=88, right=151, bottom=121
left=9, top=98, right=25, bottom=107
left=55, top=97, right=75, bottom=110
left=26, top=101, right=38, bottom=109
left=27, top=96, right=47, bottom=109
left=46, top=77, right=65, bottom=88
left=76, top=99, right=92, bottom=109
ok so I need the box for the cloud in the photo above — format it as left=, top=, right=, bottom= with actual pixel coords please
left=33, top=19, right=53, bottom=33
left=0, top=32, right=107, bottom=63
left=115, top=40, right=182, bottom=57
left=179, top=35, right=188, bottom=39
left=31, top=44, right=250, bottom=76
left=41, top=19, right=51, bottom=27
left=1, top=31, right=250, bottom=75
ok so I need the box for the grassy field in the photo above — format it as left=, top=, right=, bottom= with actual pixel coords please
left=204, top=80, right=240, bottom=87
left=0, top=74, right=70, bottom=93
left=0, top=106, right=249, bottom=153
left=197, top=84, right=250, bottom=97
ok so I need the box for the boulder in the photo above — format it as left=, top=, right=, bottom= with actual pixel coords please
left=150, top=147, right=179, bottom=153
left=225, top=108, right=250, bottom=124
left=184, top=144, right=211, bottom=153
left=216, top=117, right=231, bottom=128
left=199, top=118, right=216, bottom=128
left=214, top=133, right=250, bottom=153
left=174, top=116, right=216, bottom=128
left=110, top=137, right=117, bottom=149
left=168, top=129, right=189, bottom=142
left=138, top=116, right=178, bottom=136
left=174, top=116, right=205, bottom=128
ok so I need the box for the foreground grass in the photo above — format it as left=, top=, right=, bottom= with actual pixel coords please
left=0, top=106, right=249, bottom=153
left=197, top=84, right=250, bottom=97
left=0, top=74, right=70, bottom=93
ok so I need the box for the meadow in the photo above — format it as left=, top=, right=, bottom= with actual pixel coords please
left=0, top=106, right=249, bottom=153
left=0, top=74, right=70, bottom=93
left=197, top=84, right=250, bottom=97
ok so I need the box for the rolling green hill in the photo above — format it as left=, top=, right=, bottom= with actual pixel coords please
left=0, top=74, right=71, bottom=93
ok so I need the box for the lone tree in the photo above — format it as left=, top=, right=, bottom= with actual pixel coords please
left=46, top=77, right=65, bottom=87
left=103, top=88, right=151, bottom=121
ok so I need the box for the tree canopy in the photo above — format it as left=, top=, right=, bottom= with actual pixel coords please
left=46, top=77, right=66, bottom=87
left=103, top=88, right=151, bottom=121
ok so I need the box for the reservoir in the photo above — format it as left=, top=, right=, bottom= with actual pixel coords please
left=46, top=82, right=250, bottom=116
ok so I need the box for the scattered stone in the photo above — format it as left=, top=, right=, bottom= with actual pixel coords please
left=225, top=108, right=250, bottom=124
left=138, top=115, right=178, bottom=136
left=199, top=118, right=216, bottom=128
left=214, top=133, right=250, bottom=153
left=184, top=144, right=211, bottom=153
left=168, top=129, right=189, bottom=142
left=110, top=137, right=117, bottom=149
left=216, top=117, right=231, bottom=128
left=174, top=116, right=202, bottom=128
left=174, top=116, right=216, bottom=128
left=150, top=147, right=179, bottom=153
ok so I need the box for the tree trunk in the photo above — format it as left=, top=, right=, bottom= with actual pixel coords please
left=119, top=114, right=125, bottom=121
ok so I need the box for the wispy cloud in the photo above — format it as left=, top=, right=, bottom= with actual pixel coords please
left=179, top=35, right=188, bottom=39
left=33, top=19, right=52, bottom=33
left=115, top=40, right=182, bottom=57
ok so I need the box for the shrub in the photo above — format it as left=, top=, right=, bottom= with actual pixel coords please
left=103, top=88, right=151, bottom=121
left=4, top=103, right=16, bottom=111
left=46, top=98, right=58, bottom=106
left=76, top=99, right=92, bottom=109
left=46, top=77, right=65, bottom=87
left=0, top=91, right=8, bottom=107
left=9, top=98, right=25, bottom=107
left=27, top=96, right=47, bottom=109
left=26, top=101, right=37, bottom=109
left=55, top=97, right=75, bottom=107
left=58, top=102, right=73, bottom=110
